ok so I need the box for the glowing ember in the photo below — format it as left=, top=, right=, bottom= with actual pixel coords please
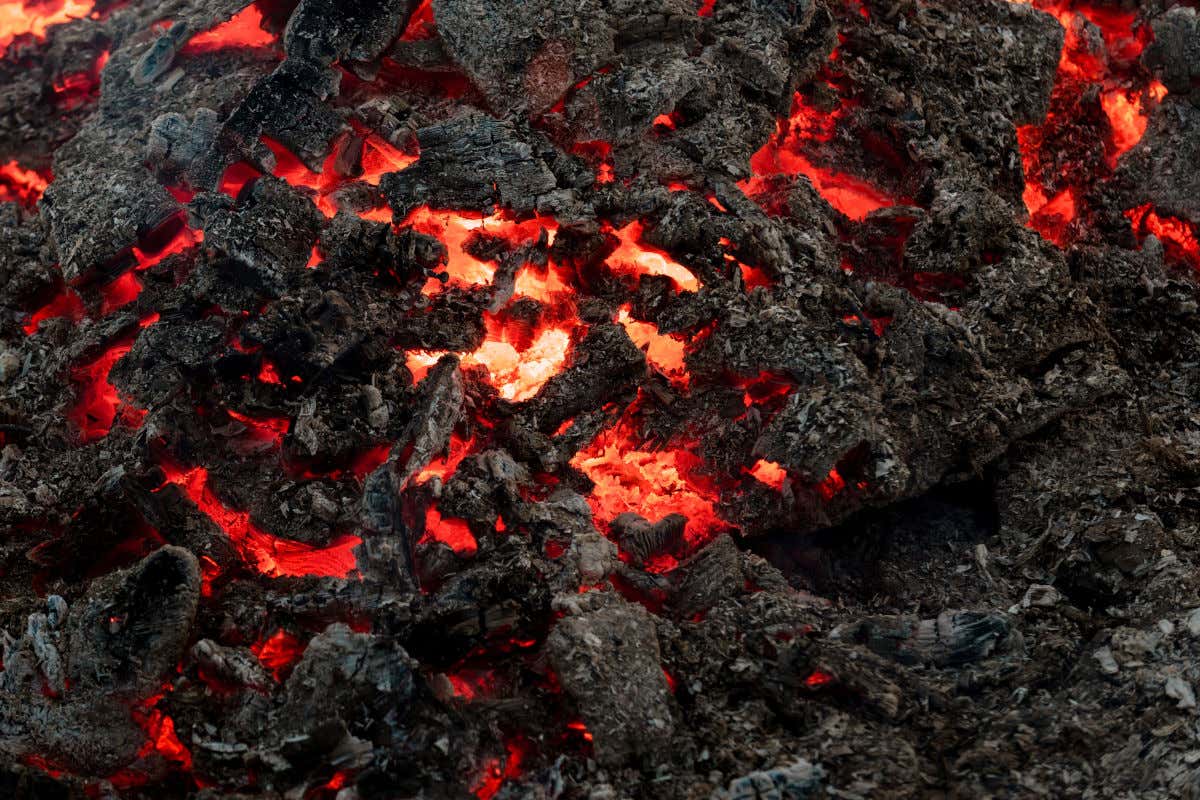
left=416, top=433, right=474, bottom=483
left=399, top=0, right=435, bottom=41
left=616, top=306, right=688, bottom=387
left=24, top=284, right=84, bottom=335
left=749, top=459, right=787, bottom=490
left=0, top=160, right=49, bottom=206
left=0, top=0, right=93, bottom=57
left=606, top=221, right=700, bottom=292
left=1125, top=204, right=1200, bottom=271
left=571, top=420, right=723, bottom=546
left=473, top=738, right=527, bottom=800
left=421, top=506, right=477, bottom=556
left=1101, top=82, right=1167, bottom=165
left=181, top=4, right=275, bottom=53
left=99, top=271, right=143, bottom=315
left=743, top=93, right=897, bottom=221
left=401, top=207, right=556, bottom=294
left=407, top=323, right=573, bottom=402
left=160, top=464, right=361, bottom=578
left=69, top=339, right=145, bottom=443
left=251, top=629, right=304, bottom=680
left=133, top=706, right=192, bottom=772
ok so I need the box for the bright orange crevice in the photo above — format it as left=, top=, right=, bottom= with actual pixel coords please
left=181, top=4, right=275, bottom=53
left=0, top=0, right=93, bottom=57
left=606, top=221, right=699, bottom=292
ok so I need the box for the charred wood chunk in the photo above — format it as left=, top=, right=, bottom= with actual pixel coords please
left=715, top=758, right=825, bottom=800
left=515, top=322, right=645, bottom=435
left=380, top=112, right=559, bottom=217
left=671, top=533, right=744, bottom=619
left=284, top=0, right=412, bottom=66
left=41, top=166, right=180, bottom=284
left=199, top=177, right=323, bottom=295
left=546, top=593, right=673, bottom=766
left=320, top=211, right=442, bottom=280
left=1115, top=100, right=1200, bottom=225
left=611, top=511, right=686, bottom=566
left=390, top=356, right=464, bottom=488
left=842, top=610, right=1011, bottom=668
left=1144, top=8, right=1200, bottom=102
left=0, top=548, right=199, bottom=774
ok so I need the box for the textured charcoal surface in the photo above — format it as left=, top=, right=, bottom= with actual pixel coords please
left=0, top=0, right=1199, bottom=798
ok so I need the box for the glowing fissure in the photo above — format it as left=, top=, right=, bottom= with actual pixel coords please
left=742, top=92, right=898, bottom=221
left=180, top=4, right=276, bottom=54
left=605, top=220, right=700, bottom=291
left=160, top=464, right=361, bottom=578
left=0, top=160, right=50, bottom=206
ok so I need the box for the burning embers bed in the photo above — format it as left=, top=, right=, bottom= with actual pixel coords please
left=2, top=0, right=1200, bottom=797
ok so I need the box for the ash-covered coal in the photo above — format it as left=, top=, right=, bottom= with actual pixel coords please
left=1, top=0, right=1199, bottom=798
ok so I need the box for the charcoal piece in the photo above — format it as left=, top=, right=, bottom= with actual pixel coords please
left=320, top=211, right=443, bottom=280
left=192, top=58, right=347, bottom=186
left=431, top=0, right=616, bottom=116
left=0, top=548, right=199, bottom=774
left=515, top=322, right=645, bottom=434
left=1143, top=7, right=1200, bottom=102
left=284, top=0, right=412, bottom=66
left=145, top=108, right=221, bottom=183
left=547, top=594, right=676, bottom=767
left=702, top=0, right=822, bottom=105
left=715, top=758, right=825, bottom=800
left=439, top=450, right=528, bottom=526
left=393, top=293, right=487, bottom=352
left=842, top=610, right=1011, bottom=667
left=40, top=166, right=180, bottom=284
left=1115, top=100, right=1200, bottom=224
left=277, top=623, right=417, bottom=733
left=671, top=534, right=745, bottom=619
left=556, top=529, right=618, bottom=590
left=610, top=511, right=686, bottom=566
left=199, top=177, right=324, bottom=295
left=388, top=356, right=464, bottom=489
left=513, top=488, right=596, bottom=542
left=380, top=113, right=559, bottom=217
left=191, top=639, right=273, bottom=693
left=546, top=592, right=673, bottom=766
left=754, top=384, right=879, bottom=483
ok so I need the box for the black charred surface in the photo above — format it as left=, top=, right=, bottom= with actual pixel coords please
left=1, top=0, right=1199, bottom=798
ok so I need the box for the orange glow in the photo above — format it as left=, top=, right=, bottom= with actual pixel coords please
left=616, top=306, right=688, bottom=387
left=571, top=418, right=723, bottom=546
left=137, top=708, right=192, bottom=771
left=1101, top=81, right=1167, bottom=165
left=606, top=221, right=699, bottom=292
left=160, top=464, right=361, bottom=578
left=816, top=468, right=846, bottom=502
left=251, top=629, right=304, bottom=680
left=407, top=323, right=573, bottom=402
left=181, top=4, right=275, bottom=53
left=742, top=94, right=896, bottom=221
left=421, top=506, right=477, bottom=556
left=1028, top=187, right=1076, bottom=247
left=0, top=160, right=49, bottom=206
left=400, top=206, right=558, bottom=294
left=749, top=459, right=786, bottom=489
left=358, top=129, right=419, bottom=184
left=1125, top=204, right=1200, bottom=271
left=0, top=0, right=93, bottom=57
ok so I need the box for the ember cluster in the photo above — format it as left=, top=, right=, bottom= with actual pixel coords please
left=1, top=0, right=1199, bottom=798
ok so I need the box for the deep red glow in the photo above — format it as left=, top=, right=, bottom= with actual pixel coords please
left=422, top=506, right=477, bottom=556
left=69, top=338, right=145, bottom=443
left=0, top=0, right=93, bottom=57
left=24, top=284, right=84, bottom=335
left=816, top=468, right=846, bottom=502
left=473, top=737, right=527, bottom=800
left=225, top=408, right=290, bottom=451
left=160, top=464, right=362, bottom=578
left=399, top=0, right=435, bottom=41
left=181, top=4, right=276, bottom=54
left=0, top=160, right=49, bottom=206
left=251, top=629, right=304, bottom=680
left=99, top=271, right=142, bottom=315
left=697, top=0, right=715, bottom=17
left=804, top=669, right=834, bottom=688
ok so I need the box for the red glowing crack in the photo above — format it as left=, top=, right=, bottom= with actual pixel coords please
left=160, top=464, right=361, bottom=579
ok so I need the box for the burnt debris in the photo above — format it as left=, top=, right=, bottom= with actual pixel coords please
left=1, top=0, right=1200, bottom=798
